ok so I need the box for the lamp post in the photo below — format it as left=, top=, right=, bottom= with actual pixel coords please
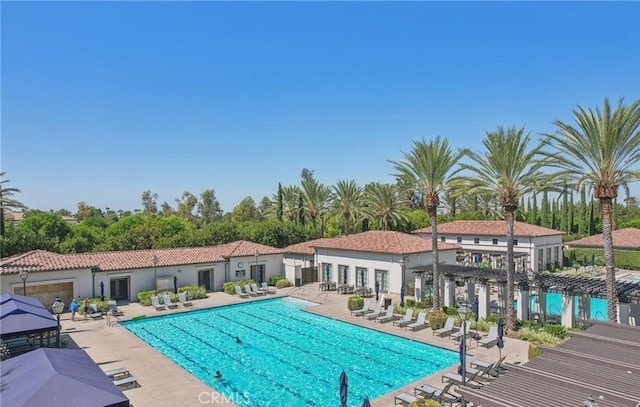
left=91, top=268, right=96, bottom=298
left=52, top=297, right=65, bottom=348
left=255, top=250, right=260, bottom=283
left=399, top=258, right=406, bottom=307
left=152, top=255, right=159, bottom=295
left=457, top=303, right=472, bottom=386
left=19, top=270, right=28, bottom=296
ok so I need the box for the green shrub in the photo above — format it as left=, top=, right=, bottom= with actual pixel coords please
left=470, top=318, right=495, bottom=333
left=222, top=280, right=256, bottom=295
left=88, top=297, right=110, bottom=312
left=137, top=289, right=155, bottom=306
left=543, top=323, right=567, bottom=339
left=276, top=279, right=293, bottom=289
left=269, top=275, right=286, bottom=286
left=347, top=296, right=364, bottom=311
left=517, top=326, right=563, bottom=346
left=177, top=285, right=207, bottom=300
left=428, top=311, right=447, bottom=330
left=528, top=343, right=543, bottom=360
left=408, top=399, right=443, bottom=407
left=405, top=298, right=417, bottom=308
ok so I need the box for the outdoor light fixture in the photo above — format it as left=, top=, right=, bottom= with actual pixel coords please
left=583, top=396, right=599, bottom=407
left=458, top=304, right=472, bottom=386
left=52, top=297, right=65, bottom=348
left=399, top=258, right=406, bottom=307
left=152, top=255, right=159, bottom=295
left=255, top=250, right=260, bottom=283
left=19, top=270, right=28, bottom=296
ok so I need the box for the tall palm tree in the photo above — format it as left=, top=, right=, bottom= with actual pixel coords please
left=542, top=98, right=640, bottom=321
left=390, top=137, right=463, bottom=311
left=0, top=172, right=26, bottom=238
left=280, top=185, right=302, bottom=223
left=301, top=179, right=332, bottom=237
left=455, top=127, right=547, bottom=331
left=332, top=179, right=363, bottom=235
left=362, top=182, right=408, bottom=231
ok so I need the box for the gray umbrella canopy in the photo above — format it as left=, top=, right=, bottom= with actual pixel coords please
left=339, top=370, right=348, bottom=407
left=1, top=348, right=129, bottom=407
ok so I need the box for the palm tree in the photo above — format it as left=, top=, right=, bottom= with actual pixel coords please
left=0, top=172, right=26, bottom=238
left=390, top=136, right=463, bottom=311
left=362, top=183, right=408, bottom=231
left=542, top=98, right=640, bottom=321
left=281, top=185, right=302, bottom=223
left=301, top=179, right=332, bottom=237
left=332, top=179, right=363, bottom=235
left=455, top=127, right=547, bottom=331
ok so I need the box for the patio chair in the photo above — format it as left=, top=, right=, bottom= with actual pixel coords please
left=108, top=300, right=124, bottom=317
left=365, top=302, right=387, bottom=320
left=150, top=296, right=166, bottom=311
left=414, top=381, right=461, bottom=406
left=470, top=355, right=507, bottom=377
left=466, top=361, right=499, bottom=382
left=162, top=294, right=178, bottom=309
left=376, top=306, right=399, bottom=323
left=441, top=369, right=484, bottom=389
left=178, top=291, right=193, bottom=307
left=450, top=320, right=470, bottom=341
left=251, top=283, right=267, bottom=296
left=478, top=326, right=499, bottom=348
left=88, top=304, right=103, bottom=319
left=244, top=284, right=258, bottom=297
left=394, top=392, right=419, bottom=406
left=406, top=312, right=428, bottom=331
left=351, top=300, right=372, bottom=316
left=235, top=285, right=250, bottom=298
left=434, top=317, right=455, bottom=337
left=393, top=309, right=415, bottom=327
left=261, top=282, right=276, bottom=294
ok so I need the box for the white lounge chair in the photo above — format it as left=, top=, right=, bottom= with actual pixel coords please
left=244, top=284, right=258, bottom=297
left=261, top=282, right=276, bottom=294
left=251, top=283, right=267, bottom=296
left=150, top=296, right=166, bottom=311
left=162, top=294, right=178, bottom=309
left=393, top=309, right=415, bottom=327
left=406, top=312, right=428, bottom=331
left=478, top=326, right=499, bottom=348
left=108, top=300, right=123, bottom=317
left=450, top=320, right=470, bottom=341
left=235, top=285, right=250, bottom=298
left=351, top=300, right=372, bottom=316
left=394, top=392, right=418, bottom=406
left=88, top=304, right=103, bottom=319
left=434, top=317, right=455, bottom=337
left=178, top=291, right=193, bottom=307
left=365, top=302, right=386, bottom=320
left=376, top=306, right=399, bottom=323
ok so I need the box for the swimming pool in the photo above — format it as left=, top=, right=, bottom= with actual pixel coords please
left=122, top=297, right=459, bottom=406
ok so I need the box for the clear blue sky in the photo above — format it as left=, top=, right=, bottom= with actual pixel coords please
left=3, top=2, right=640, bottom=214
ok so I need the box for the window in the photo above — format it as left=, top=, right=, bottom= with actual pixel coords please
left=441, top=236, right=446, bottom=242
left=538, top=249, right=544, bottom=272
left=338, top=265, right=349, bottom=284
left=492, top=238, right=498, bottom=245
left=553, top=247, right=559, bottom=266
left=546, top=248, right=552, bottom=269
left=355, top=267, right=368, bottom=287
left=514, top=239, right=518, bottom=246
left=474, top=238, right=480, bottom=244
left=322, top=263, right=333, bottom=281
left=375, top=269, right=389, bottom=292
left=457, top=237, right=462, bottom=243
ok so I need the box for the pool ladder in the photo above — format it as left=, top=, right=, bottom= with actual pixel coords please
left=288, top=286, right=306, bottom=297
left=313, top=292, right=329, bottom=303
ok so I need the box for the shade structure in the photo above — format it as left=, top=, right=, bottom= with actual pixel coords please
left=497, top=318, right=505, bottom=359
left=375, top=281, right=380, bottom=301
left=361, top=396, right=371, bottom=407
left=0, top=348, right=129, bottom=407
left=400, top=286, right=405, bottom=307
left=339, top=370, right=348, bottom=407
left=0, top=294, right=58, bottom=337
left=173, top=275, right=178, bottom=294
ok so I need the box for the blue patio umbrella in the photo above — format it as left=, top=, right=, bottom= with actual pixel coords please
left=400, top=286, right=405, bottom=307
left=473, top=296, right=479, bottom=344
left=99, top=282, right=104, bottom=301
left=343, top=268, right=347, bottom=285
left=173, top=276, right=178, bottom=294
left=339, top=370, right=348, bottom=407
left=360, top=268, right=365, bottom=288
left=457, top=332, right=465, bottom=375
left=497, top=318, right=505, bottom=360
left=361, top=396, right=371, bottom=407
left=375, top=281, right=380, bottom=301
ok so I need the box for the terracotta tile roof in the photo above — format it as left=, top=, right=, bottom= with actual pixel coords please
left=283, top=238, right=337, bottom=255
left=310, top=230, right=458, bottom=255
left=0, top=241, right=283, bottom=274
left=565, top=228, right=640, bottom=250
left=413, top=220, right=564, bottom=237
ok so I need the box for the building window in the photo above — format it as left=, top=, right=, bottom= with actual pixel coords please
left=355, top=267, right=368, bottom=287
left=375, top=269, right=389, bottom=292
left=546, top=248, right=552, bottom=270
left=538, top=249, right=544, bottom=272
left=338, top=265, right=349, bottom=284
left=457, top=237, right=462, bottom=243
left=513, top=239, right=518, bottom=246
left=441, top=236, right=446, bottom=242
left=492, top=238, right=498, bottom=245
left=553, top=247, right=559, bottom=266
left=322, top=263, right=333, bottom=281
left=474, top=238, right=480, bottom=244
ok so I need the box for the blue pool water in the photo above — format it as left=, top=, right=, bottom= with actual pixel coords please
left=122, top=297, right=459, bottom=407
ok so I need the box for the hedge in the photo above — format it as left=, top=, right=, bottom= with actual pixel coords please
left=568, top=247, right=640, bottom=270
left=223, top=280, right=256, bottom=295
left=137, top=285, right=206, bottom=306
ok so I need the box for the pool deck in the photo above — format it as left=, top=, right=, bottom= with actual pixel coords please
left=62, top=285, right=531, bottom=406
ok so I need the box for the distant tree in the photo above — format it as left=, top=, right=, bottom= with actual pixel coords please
left=301, top=179, right=332, bottom=236
left=55, top=208, right=73, bottom=217
left=301, top=168, right=315, bottom=182
left=362, top=183, right=408, bottom=231
left=540, top=191, right=550, bottom=228
left=76, top=201, right=101, bottom=221
left=257, top=196, right=273, bottom=220
left=275, top=183, right=284, bottom=222
left=175, top=192, right=198, bottom=221
left=332, top=179, right=363, bottom=235
left=230, top=196, right=260, bottom=222
left=0, top=172, right=26, bottom=238
left=141, top=190, right=159, bottom=215
left=160, top=202, right=175, bottom=216
left=198, top=189, right=222, bottom=225
left=297, top=195, right=305, bottom=226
